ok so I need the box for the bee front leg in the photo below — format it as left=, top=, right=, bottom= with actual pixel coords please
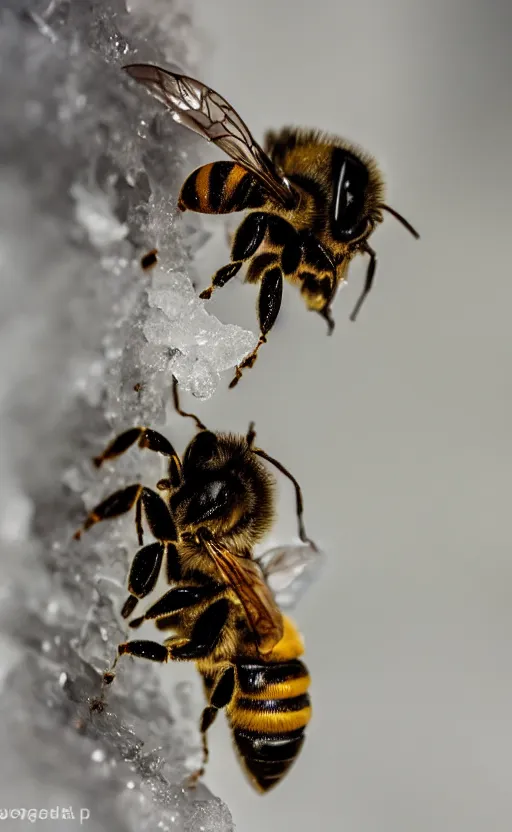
left=93, top=426, right=182, bottom=486
left=188, top=665, right=236, bottom=788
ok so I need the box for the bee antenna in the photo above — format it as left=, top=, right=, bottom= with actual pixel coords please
left=380, top=204, right=420, bottom=239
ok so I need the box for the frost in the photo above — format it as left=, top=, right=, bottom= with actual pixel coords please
left=0, top=1, right=240, bottom=829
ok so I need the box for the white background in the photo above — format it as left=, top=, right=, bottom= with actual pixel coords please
left=164, top=1, right=512, bottom=829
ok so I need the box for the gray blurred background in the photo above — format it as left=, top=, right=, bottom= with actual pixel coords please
left=164, top=0, right=512, bottom=829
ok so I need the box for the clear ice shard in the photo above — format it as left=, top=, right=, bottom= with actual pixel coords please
left=0, top=0, right=242, bottom=828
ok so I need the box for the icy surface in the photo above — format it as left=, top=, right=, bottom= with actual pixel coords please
left=0, top=1, right=243, bottom=828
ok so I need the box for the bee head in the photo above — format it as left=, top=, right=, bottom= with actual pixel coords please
left=171, top=431, right=274, bottom=541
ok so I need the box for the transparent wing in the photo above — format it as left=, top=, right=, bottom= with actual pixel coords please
left=123, top=63, right=296, bottom=208
left=258, top=543, right=326, bottom=611
left=201, top=536, right=284, bottom=655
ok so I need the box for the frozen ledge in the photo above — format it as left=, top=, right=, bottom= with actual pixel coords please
left=0, top=1, right=246, bottom=829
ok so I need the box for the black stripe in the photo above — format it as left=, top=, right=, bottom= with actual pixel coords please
left=208, top=162, right=232, bottom=212
left=224, top=173, right=265, bottom=211
left=233, top=727, right=306, bottom=762
left=180, top=169, right=201, bottom=211
left=236, top=660, right=308, bottom=694
left=236, top=693, right=310, bottom=713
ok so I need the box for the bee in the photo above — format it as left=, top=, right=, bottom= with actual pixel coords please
left=123, top=63, right=419, bottom=387
left=74, top=379, right=317, bottom=793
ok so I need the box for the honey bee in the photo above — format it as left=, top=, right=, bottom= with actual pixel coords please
left=74, top=380, right=316, bottom=792
left=124, top=63, right=419, bottom=386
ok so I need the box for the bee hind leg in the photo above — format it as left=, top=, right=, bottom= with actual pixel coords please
left=187, top=665, right=236, bottom=788
left=229, top=265, right=283, bottom=389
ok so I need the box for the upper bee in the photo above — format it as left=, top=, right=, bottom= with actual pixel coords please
left=124, top=63, right=419, bottom=386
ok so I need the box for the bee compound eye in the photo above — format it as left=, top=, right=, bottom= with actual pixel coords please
left=183, top=431, right=218, bottom=470
left=331, top=150, right=369, bottom=238
left=184, top=478, right=232, bottom=525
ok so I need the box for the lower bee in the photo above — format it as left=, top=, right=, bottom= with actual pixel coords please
left=123, top=63, right=419, bottom=387
left=74, top=380, right=317, bottom=792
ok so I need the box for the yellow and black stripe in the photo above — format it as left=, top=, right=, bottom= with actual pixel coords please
left=178, top=161, right=265, bottom=214
left=228, top=658, right=311, bottom=792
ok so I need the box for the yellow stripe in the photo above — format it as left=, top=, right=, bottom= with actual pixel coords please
left=267, top=616, right=305, bottom=661
left=196, top=163, right=213, bottom=212
left=221, top=164, right=248, bottom=208
left=248, top=674, right=311, bottom=700
left=229, top=706, right=312, bottom=733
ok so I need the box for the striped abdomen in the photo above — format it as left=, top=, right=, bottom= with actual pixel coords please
left=178, top=161, right=265, bottom=214
left=228, top=658, right=311, bottom=792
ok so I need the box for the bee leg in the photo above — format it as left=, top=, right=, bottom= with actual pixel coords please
left=319, top=282, right=339, bottom=335
left=164, top=598, right=230, bottom=659
left=120, top=540, right=168, bottom=620
left=296, top=232, right=338, bottom=334
left=199, top=212, right=269, bottom=300
left=229, top=266, right=283, bottom=389
left=73, top=484, right=142, bottom=541
left=250, top=444, right=318, bottom=551
left=349, top=243, right=377, bottom=322
left=130, top=582, right=219, bottom=630
left=101, top=598, right=229, bottom=705
left=107, top=597, right=230, bottom=686
left=93, top=426, right=182, bottom=489
left=319, top=304, right=336, bottom=334
left=187, top=665, right=236, bottom=787
left=102, top=638, right=170, bottom=687
left=75, top=484, right=175, bottom=552
left=199, top=261, right=243, bottom=300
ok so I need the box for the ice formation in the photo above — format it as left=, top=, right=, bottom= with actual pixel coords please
left=0, top=0, right=252, bottom=828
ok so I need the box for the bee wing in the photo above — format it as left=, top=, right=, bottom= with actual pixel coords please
left=201, top=536, right=284, bottom=655
left=123, top=64, right=295, bottom=208
left=258, top=543, right=326, bottom=611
